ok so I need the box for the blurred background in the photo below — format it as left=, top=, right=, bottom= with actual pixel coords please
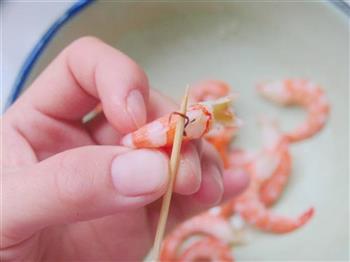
left=2, top=1, right=350, bottom=111
left=2, top=1, right=73, bottom=111
left=2, top=1, right=349, bottom=260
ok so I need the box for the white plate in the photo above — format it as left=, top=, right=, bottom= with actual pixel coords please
left=21, top=2, right=349, bottom=260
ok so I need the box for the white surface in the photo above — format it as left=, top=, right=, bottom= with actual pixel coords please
left=1, top=1, right=73, bottom=111
left=2, top=1, right=349, bottom=260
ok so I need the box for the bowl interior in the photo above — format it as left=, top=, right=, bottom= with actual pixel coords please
left=24, top=2, right=348, bottom=260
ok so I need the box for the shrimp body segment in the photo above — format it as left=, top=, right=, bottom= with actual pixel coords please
left=257, top=79, right=330, bottom=143
left=160, top=214, right=235, bottom=261
left=190, top=79, right=231, bottom=102
left=259, top=144, right=291, bottom=206
left=178, top=237, right=234, bottom=262
left=235, top=193, right=314, bottom=233
left=121, top=97, right=236, bottom=148
left=232, top=161, right=314, bottom=234
left=254, top=118, right=293, bottom=206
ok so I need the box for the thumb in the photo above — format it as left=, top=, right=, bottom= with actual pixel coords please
left=2, top=146, right=168, bottom=247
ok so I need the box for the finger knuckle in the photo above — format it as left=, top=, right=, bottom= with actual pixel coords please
left=54, top=151, right=96, bottom=208
left=69, top=36, right=102, bottom=50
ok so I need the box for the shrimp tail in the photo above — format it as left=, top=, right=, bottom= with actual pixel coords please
left=178, top=237, right=234, bottom=262
left=160, top=214, right=234, bottom=260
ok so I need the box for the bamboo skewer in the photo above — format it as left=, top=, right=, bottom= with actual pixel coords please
left=152, top=88, right=190, bottom=261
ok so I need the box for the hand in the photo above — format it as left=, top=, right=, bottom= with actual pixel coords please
left=1, top=37, right=248, bottom=261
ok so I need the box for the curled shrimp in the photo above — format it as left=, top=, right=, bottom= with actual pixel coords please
left=221, top=120, right=313, bottom=233
left=229, top=161, right=314, bottom=234
left=160, top=214, right=235, bottom=261
left=257, top=79, right=330, bottom=143
left=121, top=97, right=236, bottom=148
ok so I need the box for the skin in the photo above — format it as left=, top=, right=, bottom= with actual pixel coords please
left=1, top=37, right=248, bottom=261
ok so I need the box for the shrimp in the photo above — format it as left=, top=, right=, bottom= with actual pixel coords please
left=178, top=237, right=234, bottom=262
left=225, top=160, right=314, bottom=234
left=160, top=214, right=235, bottom=261
left=121, top=97, right=237, bottom=148
left=221, top=120, right=313, bottom=233
left=190, top=79, right=231, bottom=102
left=257, top=79, right=329, bottom=143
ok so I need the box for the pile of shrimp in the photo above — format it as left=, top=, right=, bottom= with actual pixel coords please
left=119, top=79, right=329, bottom=261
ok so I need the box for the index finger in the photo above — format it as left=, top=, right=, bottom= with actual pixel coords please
left=9, top=36, right=149, bottom=134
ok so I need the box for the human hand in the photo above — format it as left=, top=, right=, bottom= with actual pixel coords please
left=1, top=37, right=248, bottom=261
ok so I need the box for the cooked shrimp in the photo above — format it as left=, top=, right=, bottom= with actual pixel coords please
left=190, top=79, right=231, bottom=102
left=233, top=161, right=314, bottom=233
left=220, top=118, right=313, bottom=233
left=121, top=97, right=236, bottom=148
left=178, top=237, right=234, bottom=262
left=257, top=79, right=329, bottom=143
left=160, top=214, right=235, bottom=261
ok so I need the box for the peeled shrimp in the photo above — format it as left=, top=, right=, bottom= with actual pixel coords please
left=121, top=97, right=236, bottom=148
left=257, top=79, right=329, bottom=143
left=230, top=161, right=314, bottom=234
left=220, top=120, right=313, bottom=233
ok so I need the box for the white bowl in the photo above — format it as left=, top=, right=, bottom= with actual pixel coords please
left=10, top=1, right=349, bottom=260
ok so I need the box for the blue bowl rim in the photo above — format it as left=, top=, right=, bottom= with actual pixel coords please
left=5, top=0, right=93, bottom=109
left=4, top=0, right=350, bottom=109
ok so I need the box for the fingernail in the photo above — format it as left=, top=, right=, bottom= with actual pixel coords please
left=111, top=149, right=168, bottom=196
left=126, top=90, right=146, bottom=128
